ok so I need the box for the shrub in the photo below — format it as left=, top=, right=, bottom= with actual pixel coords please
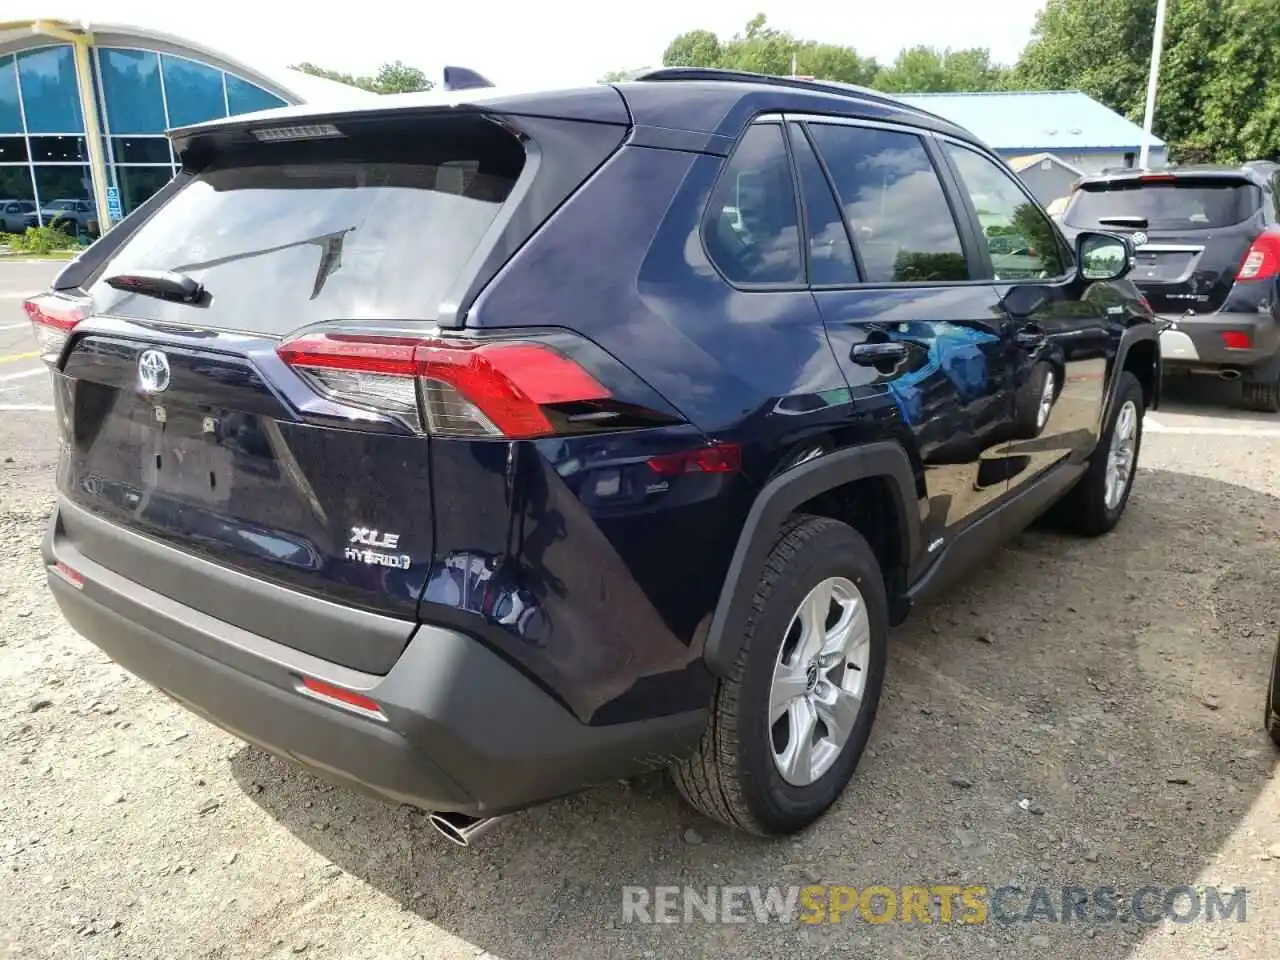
left=0, top=224, right=82, bottom=255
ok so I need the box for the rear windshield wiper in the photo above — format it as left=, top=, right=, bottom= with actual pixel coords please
left=1095, top=216, right=1150, bottom=228
left=103, top=269, right=204, bottom=304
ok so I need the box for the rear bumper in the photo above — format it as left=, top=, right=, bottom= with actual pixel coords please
left=43, top=503, right=705, bottom=816
left=1158, top=311, right=1280, bottom=372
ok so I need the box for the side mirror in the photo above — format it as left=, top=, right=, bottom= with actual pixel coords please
left=1077, top=230, right=1132, bottom=282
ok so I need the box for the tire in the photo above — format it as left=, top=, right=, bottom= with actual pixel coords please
left=1267, top=635, right=1280, bottom=749
left=1013, top=361, right=1058, bottom=439
left=672, top=515, right=888, bottom=835
left=1243, top=377, right=1280, bottom=414
left=1053, top=370, right=1144, bottom=537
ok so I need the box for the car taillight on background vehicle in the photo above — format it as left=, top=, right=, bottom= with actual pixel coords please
left=23, top=293, right=87, bottom=365
left=277, top=331, right=614, bottom=438
left=1238, top=233, right=1280, bottom=282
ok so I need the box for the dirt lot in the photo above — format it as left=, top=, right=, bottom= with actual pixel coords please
left=2, top=261, right=1279, bottom=958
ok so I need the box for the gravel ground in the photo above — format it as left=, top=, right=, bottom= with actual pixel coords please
left=2, top=264, right=1279, bottom=958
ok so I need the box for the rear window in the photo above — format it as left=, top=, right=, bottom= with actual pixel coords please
left=1064, top=178, right=1261, bottom=231
left=89, top=116, right=525, bottom=335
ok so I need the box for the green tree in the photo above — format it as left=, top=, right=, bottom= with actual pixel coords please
left=661, top=15, right=879, bottom=86
left=662, top=29, right=723, bottom=68
left=1186, top=0, right=1280, bottom=162
left=1011, top=0, right=1280, bottom=163
left=657, top=16, right=1013, bottom=92
left=371, top=61, right=432, bottom=94
left=1013, top=0, right=1157, bottom=118
left=290, top=60, right=434, bottom=94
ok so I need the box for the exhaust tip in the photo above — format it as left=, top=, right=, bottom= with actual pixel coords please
left=1219, top=369, right=1242, bottom=381
left=428, top=813, right=471, bottom=847
left=427, top=811, right=506, bottom=847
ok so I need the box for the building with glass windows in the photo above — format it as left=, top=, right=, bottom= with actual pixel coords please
left=0, top=18, right=375, bottom=239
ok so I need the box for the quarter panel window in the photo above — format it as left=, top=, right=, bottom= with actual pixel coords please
left=702, top=123, right=803, bottom=286
left=944, top=143, right=1065, bottom=280
left=808, top=124, right=967, bottom=283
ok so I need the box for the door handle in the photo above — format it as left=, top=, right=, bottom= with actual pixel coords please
left=850, top=341, right=908, bottom=366
left=1014, top=326, right=1047, bottom=349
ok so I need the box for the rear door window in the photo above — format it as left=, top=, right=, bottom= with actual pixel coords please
left=1064, top=179, right=1262, bottom=230
left=788, top=123, right=858, bottom=285
left=702, top=123, right=803, bottom=286
left=89, top=117, right=526, bottom=335
left=807, top=123, right=969, bottom=283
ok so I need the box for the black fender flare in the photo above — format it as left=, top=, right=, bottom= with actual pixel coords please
left=1102, top=323, right=1161, bottom=428
left=702, top=441, right=922, bottom=678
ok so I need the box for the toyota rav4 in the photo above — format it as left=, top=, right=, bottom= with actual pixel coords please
left=31, top=68, right=1160, bottom=842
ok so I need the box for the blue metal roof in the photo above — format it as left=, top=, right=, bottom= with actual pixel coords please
left=895, top=90, right=1165, bottom=152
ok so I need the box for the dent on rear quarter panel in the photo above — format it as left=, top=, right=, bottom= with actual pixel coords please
left=436, top=144, right=855, bottom=726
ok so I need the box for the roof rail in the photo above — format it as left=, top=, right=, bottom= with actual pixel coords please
left=627, top=66, right=951, bottom=125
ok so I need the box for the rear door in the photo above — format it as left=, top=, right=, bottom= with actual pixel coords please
left=796, top=118, right=1019, bottom=545
left=1062, top=174, right=1264, bottom=315
left=43, top=110, right=569, bottom=674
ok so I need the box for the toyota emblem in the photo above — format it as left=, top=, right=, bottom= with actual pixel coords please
left=137, top=349, right=171, bottom=394
left=1131, top=231, right=1148, bottom=247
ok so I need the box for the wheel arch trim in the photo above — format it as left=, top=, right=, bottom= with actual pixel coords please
left=1104, top=325, right=1161, bottom=429
left=702, top=441, right=921, bottom=678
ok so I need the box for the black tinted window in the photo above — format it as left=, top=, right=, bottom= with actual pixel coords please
left=790, top=123, right=858, bottom=285
left=703, top=124, right=803, bottom=285
left=944, top=143, right=1065, bottom=281
left=1065, top=179, right=1262, bottom=230
left=90, top=118, right=525, bottom=335
left=808, top=124, right=967, bottom=283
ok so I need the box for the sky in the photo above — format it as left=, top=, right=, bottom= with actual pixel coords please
left=17, top=1, right=1045, bottom=89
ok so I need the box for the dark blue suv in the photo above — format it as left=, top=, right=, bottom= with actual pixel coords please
left=30, top=68, right=1159, bottom=842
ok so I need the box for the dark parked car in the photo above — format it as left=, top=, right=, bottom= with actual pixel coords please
left=28, top=67, right=1159, bottom=842
left=1059, top=162, right=1280, bottom=411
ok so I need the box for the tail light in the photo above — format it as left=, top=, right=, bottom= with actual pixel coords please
left=23, top=293, right=87, bottom=365
left=1238, top=233, right=1280, bottom=282
left=277, top=330, right=613, bottom=438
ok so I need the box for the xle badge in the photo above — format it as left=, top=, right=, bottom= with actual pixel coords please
left=345, top=527, right=412, bottom=570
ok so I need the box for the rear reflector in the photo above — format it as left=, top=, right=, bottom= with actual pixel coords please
left=648, top=443, right=742, bottom=476
left=50, top=561, right=84, bottom=589
left=1238, top=233, right=1280, bottom=282
left=23, top=293, right=87, bottom=365
left=298, top=676, right=385, bottom=718
left=278, top=331, right=612, bottom=438
left=1221, top=331, right=1252, bottom=350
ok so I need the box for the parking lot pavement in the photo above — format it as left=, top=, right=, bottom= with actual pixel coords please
left=1, top=258, right=1279, bottom=959
left=0, top=260, right=55, bottom=413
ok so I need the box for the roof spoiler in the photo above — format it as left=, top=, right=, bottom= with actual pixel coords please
left=442, top=66, right=496, bottom=92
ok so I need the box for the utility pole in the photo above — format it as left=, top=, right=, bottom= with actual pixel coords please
left=1138, top=0, right=1169, bottom=168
